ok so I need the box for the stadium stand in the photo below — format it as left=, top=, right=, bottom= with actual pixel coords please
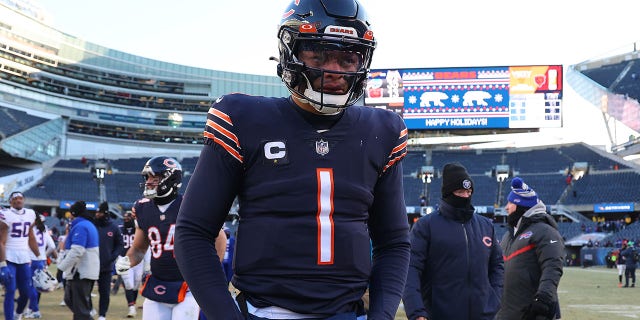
left=0, top=164, right=28, bottom=176
left=563, top=171, right=640, bottom=205
left=0, top=105, right=48, bottom=137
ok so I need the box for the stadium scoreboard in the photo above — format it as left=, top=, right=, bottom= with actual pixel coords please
left=365, top=65, right=563, bottom=130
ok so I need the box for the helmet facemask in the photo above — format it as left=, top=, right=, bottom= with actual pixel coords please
left=140, top=157, right=182, bottom=204
left=278, top=16, right=375, bottom=114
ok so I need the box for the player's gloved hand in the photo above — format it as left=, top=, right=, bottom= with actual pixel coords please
left=0, top=265, right=12, bottom=285
left=115, top=256, right=131, bottom=275
left=523, top=296, right=555, bottom=320
left=31, top=260, right=45, bottom=270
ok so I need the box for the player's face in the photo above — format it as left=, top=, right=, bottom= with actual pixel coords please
left=297, top=42, right=363, bottom=94
left=10, top=195, right=24, bottom=210
left=144, top=174, right=161, bottom=192
left=452, top=189, right=472, bottom=198
left=505, top=202, right=517, bottom=214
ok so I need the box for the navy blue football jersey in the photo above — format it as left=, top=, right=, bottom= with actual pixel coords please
left=176, top=94, right=410, bottom=317
left=133, top=195, right=183, bottom=281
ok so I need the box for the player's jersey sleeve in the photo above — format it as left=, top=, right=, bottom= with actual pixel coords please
left=203, top=95, right=244, bottom=164
left=367, top=110, right=411, bottom=318
left=381, top=123, right=408, bottom=175
left=131, top=200, right=144, bottom=229
left=175, top=95, right=245, bottom=319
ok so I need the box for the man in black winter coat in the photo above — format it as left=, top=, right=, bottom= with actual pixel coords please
left=621, top=241, right=637, bottom=287
left=496, top=177, right=564, bottom=320
left=94, top=202, right=123, bottom=320
left=403, top=163, right=504, bottom=320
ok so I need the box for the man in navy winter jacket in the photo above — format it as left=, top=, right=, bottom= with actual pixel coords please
left=621, top=241, right=637, bottom=287
left=403, top=163, right=504, bottom=320
left=94, top=202, right=123, bottom=320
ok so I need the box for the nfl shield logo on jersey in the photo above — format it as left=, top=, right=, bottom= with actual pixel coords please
left=316, top=140, right=329, bottom=156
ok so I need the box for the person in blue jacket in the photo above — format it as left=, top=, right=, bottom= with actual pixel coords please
left=57, top=201, right=100, bottom=320
left=403, top=163, right=504, bottom=320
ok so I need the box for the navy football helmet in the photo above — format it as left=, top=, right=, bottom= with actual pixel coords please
left=277, top=0, right=376, bottom=114
left=141, top=156, right=182, bottom=201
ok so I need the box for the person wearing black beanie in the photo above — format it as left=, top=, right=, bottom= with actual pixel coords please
left=93, top=202, right=123, bottom=320
left=403, top=163, right=504, bottom=320
left=70, top=201, right=94, bottom=221
left=441, top=162, right=474, bottom=211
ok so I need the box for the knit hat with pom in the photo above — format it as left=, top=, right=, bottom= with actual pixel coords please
left=507, top=177, right=538, bottom=208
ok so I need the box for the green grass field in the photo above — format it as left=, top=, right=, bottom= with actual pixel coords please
left=2, top=266, right=638, bottom=319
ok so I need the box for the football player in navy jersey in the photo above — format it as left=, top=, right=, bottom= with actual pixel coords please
left=115, top=156, right=227, bottom=320
left=174, top=0, right=410, bottom=319
left=118, top=210, right=146, bottom=318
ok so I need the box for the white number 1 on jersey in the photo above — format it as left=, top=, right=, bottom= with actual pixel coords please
left=317, top=168, right=334, bottom=265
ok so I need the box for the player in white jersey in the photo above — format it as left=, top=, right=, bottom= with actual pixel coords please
left=23, top=213, right=58, bottom=318
left=0, top=192, right=41, bottom=320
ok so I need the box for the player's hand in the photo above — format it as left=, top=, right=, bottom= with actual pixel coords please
left=115, top=256, right=131, bottom=275
left=31, top=260, right=45, bottom=270
left=523, top=296, right=555, bottom=320
left=0, top=266, right=12, bottom=285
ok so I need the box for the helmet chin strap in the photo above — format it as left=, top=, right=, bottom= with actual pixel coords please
left=300, top=78, right=347, bottom=115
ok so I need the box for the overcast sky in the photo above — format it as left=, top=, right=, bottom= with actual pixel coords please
left=35, top=0, right=640, bottom=76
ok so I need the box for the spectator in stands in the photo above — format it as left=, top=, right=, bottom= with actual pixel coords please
left=93, top=202, right=123, bottom=320
left=57, top=201, right=99, bottom=320
left=621, top=241, right=638, bottom=288
left=497, top=177, right=564, bottom=320
left=403, top=163, right=504, bottom=320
